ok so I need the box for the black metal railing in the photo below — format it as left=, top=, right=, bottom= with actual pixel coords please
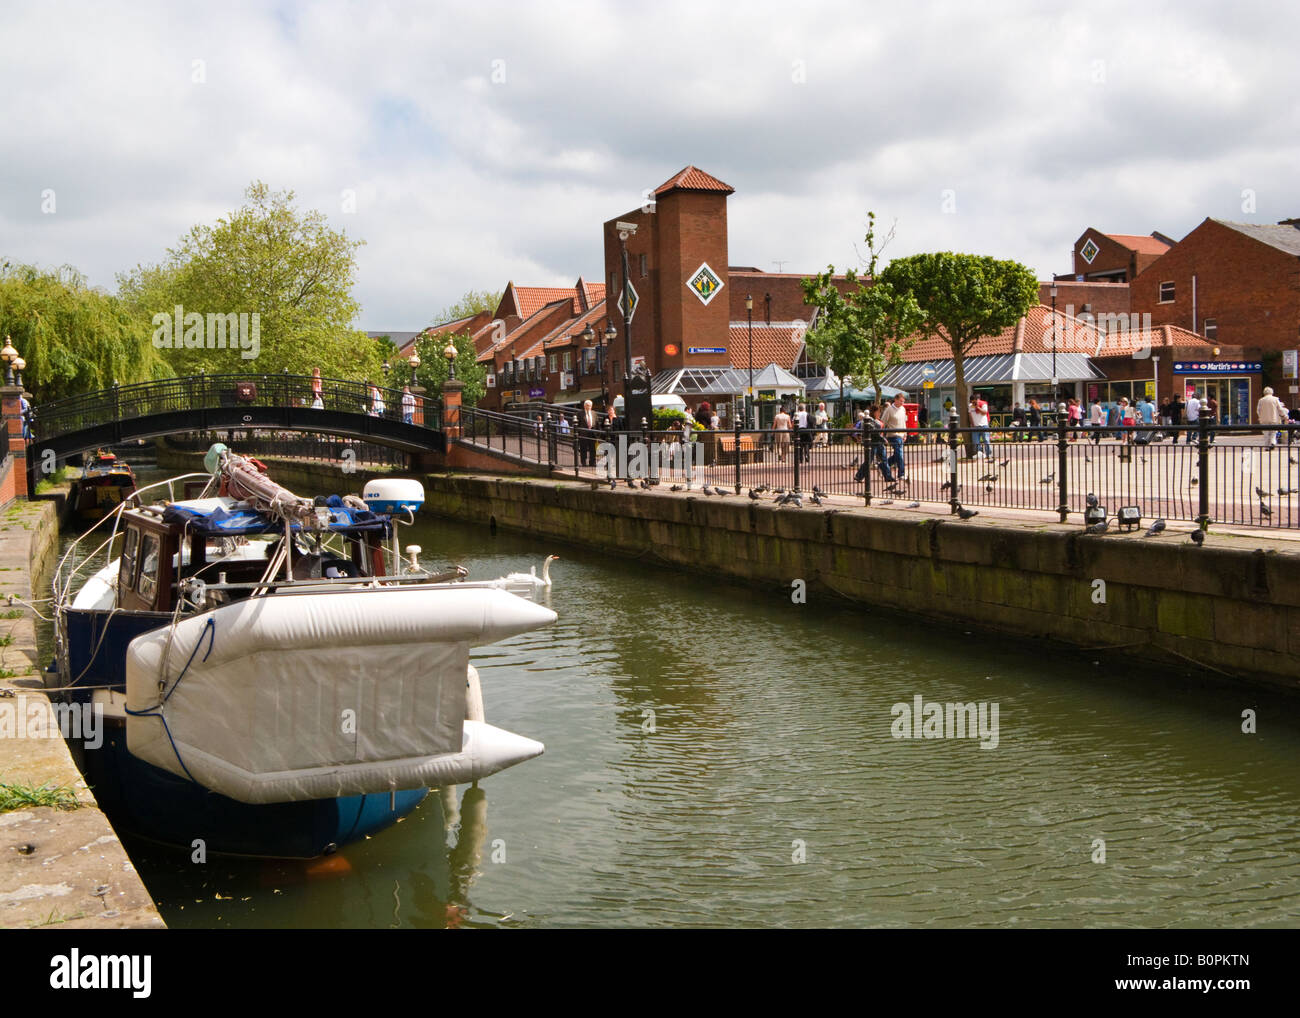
left=30, top=373, right=442, bottom=441
left=476, top=416, right=1297, bottom=530
left=165, top=432, right=409, bottom=470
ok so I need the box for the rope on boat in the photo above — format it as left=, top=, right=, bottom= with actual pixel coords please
left=6, top=595, right=55, bottom=621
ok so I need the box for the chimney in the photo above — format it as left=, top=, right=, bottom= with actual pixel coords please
left=1278, top=218, right=1300, bottom=228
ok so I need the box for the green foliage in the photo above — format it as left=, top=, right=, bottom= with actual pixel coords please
left=432, top=289, right=501, bottom=325
left=652, top=408, right=703, bottom=431
left=0, top=263, right=172, bottom=401
left=878, top=251, right=1038, bottom=425
left=801, top=213, right=924, bottom=402
left=411, top=329, right=486, bottom=407
left=117, top=182, right=380, bottom=380
left=0, top=781, right=81, bottom=813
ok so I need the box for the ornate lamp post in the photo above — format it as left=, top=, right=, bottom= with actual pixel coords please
left=444, top=340, right=458, bottom=381
left=603, top=321, right=616, bottom=410
left=1, top=337, right=17, bottom=386
left=13, top=356, right=25, bottom=390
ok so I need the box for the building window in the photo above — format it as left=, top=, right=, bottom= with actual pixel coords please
left=549, top=353, right=557, bottom=373
left=1204, top=319, right=1217, bottom=340
left=639, top=253, right=647, bottom=278
left=1159, top=281, right=1175, bottom=303
left=562, top=351, right=572, bottom=371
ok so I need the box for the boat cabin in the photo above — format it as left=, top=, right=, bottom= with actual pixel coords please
left=115, top=498, right=393, bottom=613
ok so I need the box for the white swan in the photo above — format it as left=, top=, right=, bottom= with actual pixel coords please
left=503, top=555, right=558, bottom=591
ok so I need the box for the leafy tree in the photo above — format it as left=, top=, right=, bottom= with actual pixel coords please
left=0, top=262, right=172, bottom=401
left=411, top=328, right=486, bottom=407
left=801, top=213, right=923, bottom=408
left=432, top=289, right=501, bottom=326
left=117, top=182, right=380, bottom=380
left=878, top=253, right=1038, bottom=435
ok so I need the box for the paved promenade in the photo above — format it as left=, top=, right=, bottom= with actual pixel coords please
left=0, top=495, right=163, bottom=929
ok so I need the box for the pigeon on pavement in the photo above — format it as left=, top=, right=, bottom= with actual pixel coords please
left=1144, top=518, right=1166, bottom=537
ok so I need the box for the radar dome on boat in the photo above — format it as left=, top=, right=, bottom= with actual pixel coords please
left=363, top=478, right=425, bottom=514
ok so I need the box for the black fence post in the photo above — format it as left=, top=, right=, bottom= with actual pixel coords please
left=640, top=417, right=652, bottom=485
left=1056, top=416, right=1069, bottom=523
left=947, top=409, right=960, bottom=514
left=1197, top=416, right=1211, bottom=530
left=793, top=425, right=801, bottom=492
left=734, top=417, right=742, bottom=494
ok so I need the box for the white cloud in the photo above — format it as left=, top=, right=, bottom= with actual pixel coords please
left=0, top=0, right=1296, bottom=329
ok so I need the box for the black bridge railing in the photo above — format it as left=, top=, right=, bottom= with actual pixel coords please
left=165, top=432, right=409, bottom=470
left=30, top=373, right=441, bottom=441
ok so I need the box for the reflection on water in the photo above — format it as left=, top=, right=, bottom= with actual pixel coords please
left=44, top=478, right=1300, bottom=928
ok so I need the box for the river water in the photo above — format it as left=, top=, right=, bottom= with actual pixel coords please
left=43, top=472, right=1300, bottom=928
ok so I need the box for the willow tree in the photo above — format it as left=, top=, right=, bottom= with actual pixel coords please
left=0, top=262, right=172, bottom=402
left=117, top=182, right=381, bottom=380
left=878, top=253, right=1038, bottom=433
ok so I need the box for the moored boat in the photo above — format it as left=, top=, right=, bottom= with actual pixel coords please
left=69, top=449, right=137, bottom=522
left=50, top=444, right=555, bottom=858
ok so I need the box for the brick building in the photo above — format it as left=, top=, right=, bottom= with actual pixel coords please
left=1129, top=218, right=1300, bottom=355
left=1064, top=228, right=1174, bottom=283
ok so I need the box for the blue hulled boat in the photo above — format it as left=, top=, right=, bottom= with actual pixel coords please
left=50, top=445, right=555, bottom=859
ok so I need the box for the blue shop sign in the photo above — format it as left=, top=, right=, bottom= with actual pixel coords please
left=687, top=347, right=727, bottom=355
left=1172, top=361, right=1261, bottom=374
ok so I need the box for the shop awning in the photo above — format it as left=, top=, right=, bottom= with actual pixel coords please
left=884, top=353, right=1106, bottom=388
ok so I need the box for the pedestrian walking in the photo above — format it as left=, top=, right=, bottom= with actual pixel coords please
left=1257, top=386, right=1287, bottom=447
left=773, top=405, right=792, bottom=462
left=969, top=393, right=993, bottom=458
left=881, top=392, right=909, bottom=488
left=401, top=385, right=415, bottom=424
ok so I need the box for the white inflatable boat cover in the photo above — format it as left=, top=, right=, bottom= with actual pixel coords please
left=125, top=586, right=554, bottom=803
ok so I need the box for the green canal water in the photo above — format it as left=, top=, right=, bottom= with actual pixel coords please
left=44, top=475, right=1300, bottom=928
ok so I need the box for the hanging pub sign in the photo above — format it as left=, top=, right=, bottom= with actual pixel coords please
left=1172, top=361, right=1262, bottom=373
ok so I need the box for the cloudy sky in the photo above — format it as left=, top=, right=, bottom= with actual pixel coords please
left=2, top=0, right=1296, bottom=330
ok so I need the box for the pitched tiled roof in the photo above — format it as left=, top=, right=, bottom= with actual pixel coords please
left=654, top=165, right=735, bottom=196
left=1213, top=220, right=1300, bottom=257
left=1104, top=233, right=1174, bottom=256
left=726, top=322, right=809, bottom=372
left=516, top=300, right=609, bottom=359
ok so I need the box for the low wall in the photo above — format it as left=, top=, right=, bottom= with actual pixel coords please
left=0, top=498, right=165, bottom=928
left=421, top=475, right=1300, bottom=692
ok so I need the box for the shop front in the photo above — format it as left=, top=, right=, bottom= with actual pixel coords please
left=1172, top=360, right=1261, bottom=424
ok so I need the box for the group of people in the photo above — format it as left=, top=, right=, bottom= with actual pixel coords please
left=850, top=393, right=913, bottom=487
left=770, top=402, right=831, bottom=463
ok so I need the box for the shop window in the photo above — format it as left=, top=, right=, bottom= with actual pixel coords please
left=1159, top=281, right=1175, bottom=303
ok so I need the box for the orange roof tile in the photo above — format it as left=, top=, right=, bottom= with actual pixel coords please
left=1104, top=233, right=1173, bottom=256
left=726, top=322, right=808, bottom=371
left=654, top=165, right=735, bottom=196
left=516, top=300, right=610, bottom=359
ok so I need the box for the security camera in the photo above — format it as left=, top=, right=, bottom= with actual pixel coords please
left=615, top=221, right=638, bottom=236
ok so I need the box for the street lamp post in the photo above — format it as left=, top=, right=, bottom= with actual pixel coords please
left=746, top=294, right=754, bottom=429
left=603, top=322, right=616, bottom=410
left=615, top=220, right=644, bottom=428
left=1050, top=284, right=1059, bottom=403
left=444, top=340, right=458, bottom=382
